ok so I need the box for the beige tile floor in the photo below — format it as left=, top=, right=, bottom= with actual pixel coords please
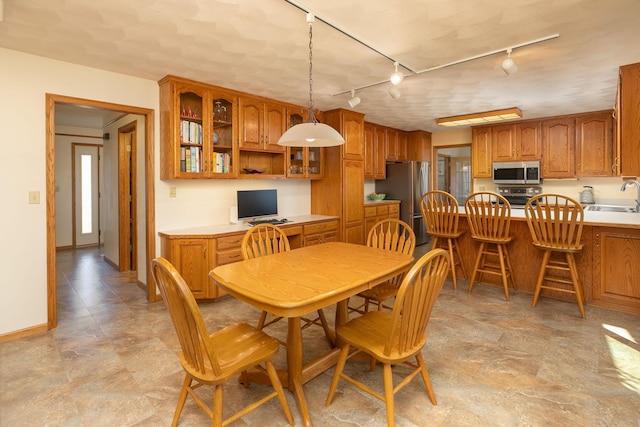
left=1, top=245, right=639, bottom=426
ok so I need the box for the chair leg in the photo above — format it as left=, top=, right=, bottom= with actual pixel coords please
left=496, top=244, right=510, bottom=301
left=383, top=363, right=395, bottom=427
left=212, top=384, right=223, bottom=427
left=316, top=309, right=335, bottom=347
left=467, top=241, right=485, bottom=294
left=453, top=238, right=468, bottom=280
left=257, top=311, right=268, bottom=330
left=172, top=374, right=191, bottom=427
left=446, top=239, right=458, bottom=289
left=566, top=253, right=586, bottom=319
left=503, top=245, right=516, bottom=291
left=415, top=353, right=437, bottom=405
left=265, top=359, right=295, bottom=425
left=326, top=344, right=351, bottom=406
left=532, top=250, right=551, bottom=308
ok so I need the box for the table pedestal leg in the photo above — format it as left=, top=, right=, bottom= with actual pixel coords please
left=287, top=317, right=312, bottom=427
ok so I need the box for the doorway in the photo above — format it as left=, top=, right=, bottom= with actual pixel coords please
left=118, top=122, right=137, bottom=272
left=46, top=94, right=157, bottom=329
left=434, top=145, right=471, bottom=205
left=72, top=143, right=102, bottom=247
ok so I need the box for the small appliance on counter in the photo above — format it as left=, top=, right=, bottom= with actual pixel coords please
left=579, top=186, right=595, bottom=204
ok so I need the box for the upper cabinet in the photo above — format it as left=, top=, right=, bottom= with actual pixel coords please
left=238, top=96, right=286, bottom=152
left=491, top=124, right=518, bottom=162
left=159, top=76, right=238, bottom=179
left=617, top=62, right=640, bottom=176
left=364, top=122, right=386, bottom=179
left=541, top=117, right=575, bottom=178
left=471, top=127, right=492, bottom=178
left=516, top=121, right=542, bottom=160
left=575, top=111, right=614, bottom=177
left=490, top=122, right=541, bottom=162
left=406, top=130, right=432, bottom=162
left=386, top=127, right=408, bottom=161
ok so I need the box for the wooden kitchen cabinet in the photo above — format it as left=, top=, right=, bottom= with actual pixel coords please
left=406, top=130, right=432, bottom=162
left=575, top=111, right=615, bottom=177
left=617, top=62, right=640, bottom=176
left=162, top=238, right=215, bottom=299
left=491, top=124, right=518, bottom=162
left=489, top=122, right=542, bottom=163
left=159, top=75, right=238, bottom=179
left=303, top=220, right=338, bottom=246
left=472, top=127, right=492, bottom=178
left=386, top=127, right=408, bottom=161
left=364, top=122, right=386, bottom=179
left=238, top=95, right=286, bottom=152
left=516, top=121, right=542, bottom=160
left=363, top=201, right=400, bottom=238
left=592, top=227, right=640, bottom=314
left=541, top=117, right=575, bottom=178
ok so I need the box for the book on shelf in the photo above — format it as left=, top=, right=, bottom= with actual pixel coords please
left=180, top=147, right=186, bottom=172
left=180, top=120, right=203, bottom=144
left=185, top=147, right=191, bottom=172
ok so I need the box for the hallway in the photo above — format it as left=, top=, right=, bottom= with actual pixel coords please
left=0, top=247, right=639, bottom=426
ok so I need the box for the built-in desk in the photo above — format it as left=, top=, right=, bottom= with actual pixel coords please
left=455, top=208, right=640, bottom=314
left=159, top=215, right=339, bottom=299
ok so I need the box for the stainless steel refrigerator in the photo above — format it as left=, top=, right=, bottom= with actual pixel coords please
left=375, top=161, right=430, bottom=245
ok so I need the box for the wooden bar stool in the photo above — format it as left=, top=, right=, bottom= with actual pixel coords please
left=524, top=194, right=586, bottom=318
left=464, top=192, right=516, bottom=301
left=420, top=190, right=467, bottom=289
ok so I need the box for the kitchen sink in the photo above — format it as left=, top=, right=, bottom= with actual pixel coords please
left=587, top=205, right=638, bottom=213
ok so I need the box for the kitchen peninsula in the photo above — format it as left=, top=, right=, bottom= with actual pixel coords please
left=455, top=207, right=640, bottom=315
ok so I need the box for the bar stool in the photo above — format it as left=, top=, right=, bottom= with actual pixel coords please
left=464, top=192, right=516, bottom=301
left=420, top=190, right=467, bottom=289
left=524, top=194, right=586, bottom=318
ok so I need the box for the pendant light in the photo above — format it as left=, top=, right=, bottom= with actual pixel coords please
left=501, top=48, right=518, bottom=75
left=278, top=13, right=345, bottom=147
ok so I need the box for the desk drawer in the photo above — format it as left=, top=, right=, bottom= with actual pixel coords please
left=217, top=249, right=243, bottom=265
left=217, top=235, right=243, bottom=251
left=304, top=221, right=338, bottom=235
left=364, top=206, right=377, bottom=217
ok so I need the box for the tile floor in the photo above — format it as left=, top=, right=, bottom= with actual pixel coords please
left=1, top=245, right=639, bottom=426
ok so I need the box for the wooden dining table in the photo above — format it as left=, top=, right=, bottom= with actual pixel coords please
left=209, top=241, right=414, bottom=427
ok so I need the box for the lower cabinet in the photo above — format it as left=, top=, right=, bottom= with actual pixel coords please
left=363, top=202, right=400, bottom=239
left=592, top=227, right=640, bottom=314
left=160, top=218, right=338, bottom=300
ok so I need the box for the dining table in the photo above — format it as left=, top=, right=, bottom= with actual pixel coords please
left=209, top=241, right=414, bottom=427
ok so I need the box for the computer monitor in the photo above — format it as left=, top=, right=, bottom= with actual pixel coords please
left=236, top=189, right=278, bottom=220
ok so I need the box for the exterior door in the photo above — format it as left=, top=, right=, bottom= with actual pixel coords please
left=73, top=144, right=101, bottom=247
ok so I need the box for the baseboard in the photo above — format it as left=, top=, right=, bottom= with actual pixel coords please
left=0, top=323, right=48, bottom=343
left=103, top=256, right=118, bottom=270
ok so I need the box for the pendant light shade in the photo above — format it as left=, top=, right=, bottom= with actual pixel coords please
left=277, top=13, right=344, bottom=147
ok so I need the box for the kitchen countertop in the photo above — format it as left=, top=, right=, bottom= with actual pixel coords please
left=158, top=214, right=339, bottom=237
left=363, top=199, right=401, bottom=205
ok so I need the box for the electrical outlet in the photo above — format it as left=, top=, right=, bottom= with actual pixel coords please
left=29, top=191, right=40, bottom=204
left=169, top=187, right=177, bottom=198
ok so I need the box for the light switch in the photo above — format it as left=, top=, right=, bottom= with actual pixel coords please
left=169, top=187, right=177, bottom=198
left=29, top=191, right=40, bottom=204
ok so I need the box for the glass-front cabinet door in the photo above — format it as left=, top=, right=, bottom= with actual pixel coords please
left=285, top=109, right=323, bottom=179
left=210, top=92, right=237, bottom=177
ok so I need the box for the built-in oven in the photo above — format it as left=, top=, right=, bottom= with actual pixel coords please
left=496, top=186, right=542, bottom=208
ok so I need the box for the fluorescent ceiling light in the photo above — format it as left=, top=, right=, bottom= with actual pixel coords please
left=436, top=108, right=522, bottom=127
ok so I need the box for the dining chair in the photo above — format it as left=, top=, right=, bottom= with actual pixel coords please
left=464, top=191, right=516, bottom=300
left=351, top=219, right=416, bottom=314
left=150, top=257, right=294, bottom=427
left=524, top=193, right=586, bottom=318
left=241, top=223, right=334, bottom=345
left=326, top=248, right=450, bottom=427
left=419, top=190, right=467, bottom=289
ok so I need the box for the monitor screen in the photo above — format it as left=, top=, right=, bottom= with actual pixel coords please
left=237, top=189, right=278, bottom=220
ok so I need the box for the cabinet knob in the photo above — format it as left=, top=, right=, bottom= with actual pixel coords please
left=203, top=246, right=207, bottom=256
left=595, top=233, right=600, bottom=247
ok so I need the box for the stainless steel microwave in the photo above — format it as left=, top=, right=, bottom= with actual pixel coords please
left=492, top=161, right=541, bottom=185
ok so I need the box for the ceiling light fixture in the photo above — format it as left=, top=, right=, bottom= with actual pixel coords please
left=436, top=107, right=522, bottom=127
left=501, top=48, right=518, bottom=75
left=388, top=86, right=401, bottom=100
left=278, top=12, right=345, bottom=147
left=348, top=89, right=361, bottom=108
left=390, top=62, right=404, bottom=85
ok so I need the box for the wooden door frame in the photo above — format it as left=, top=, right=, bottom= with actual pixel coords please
left=118, top=121, right=137, bottom=272
left=46, top=94, right=157, bottom=329
left=71, top=142, right=102, bottom=248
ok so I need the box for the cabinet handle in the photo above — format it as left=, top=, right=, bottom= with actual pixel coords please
left=595, top=233, right=600, bottom=248
left=612, top=157, right=619, bottom=174
left=229, top=254, right=240, bottom=259
left=203, top=246, right=207, bottom=257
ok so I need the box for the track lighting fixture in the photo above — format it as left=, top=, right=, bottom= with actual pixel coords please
left=348, top=89, right=361, bottom=108
left=388, top=86, right=401, bottom=99
left=501, top=48, right=518, bottom=75
left=390, top=61, right=404, bottom=85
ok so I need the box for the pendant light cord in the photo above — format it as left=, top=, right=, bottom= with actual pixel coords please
left=307, top=18, right=318, bottom=124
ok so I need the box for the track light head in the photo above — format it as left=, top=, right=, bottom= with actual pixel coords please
left=388, top=86, right=401, bottom=99
left=348, top=89, right=361, bottom=108
left=390, top=61, right=404, bottom=85
left=501, top=48, right=518, bottom=75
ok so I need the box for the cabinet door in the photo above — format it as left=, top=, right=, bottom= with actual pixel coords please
left=593, top=227, right=640, bottom=314
left=364, top=123, right=375, bottom=178
left=386, top=128, right=398, bottom=161
left=210, top=93, right=237, bottom=176
left=263, top=101, right=286, bottom=152
left=170, top=239, right=213, bottom=299
left=238, top=97, right=263, bottom=149
left=472, top=127, right=492, bottom=178
left=618, top=63, right=640, bottom=176
left=374, top=126, right=387, bottom=179
left=342, top=111, right=364, bottom=160
left=516, top=121, right=542, bottom=160
left=396, top=130, right=408, bottom=161
left=175, top=84, right=208, bottom=178
left=576, top=112, right=614, bottom=177
left=491, top=124, right=517, bottom=162
left=343, top=159, right=365, bottom=244
left=406, top=130, right=431, bottom=162
left=541, top=117, right=575, bottom=178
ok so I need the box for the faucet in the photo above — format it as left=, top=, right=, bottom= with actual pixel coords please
left=620, top=179, right=640, bottom=212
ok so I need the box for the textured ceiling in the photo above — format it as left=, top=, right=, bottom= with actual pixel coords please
left=1, top=0, right=639, bottom=131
